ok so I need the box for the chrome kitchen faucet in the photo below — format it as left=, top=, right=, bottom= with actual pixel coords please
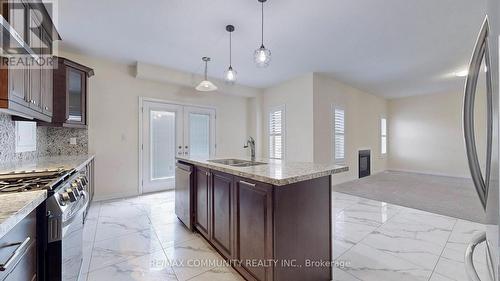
left=244, top=137, right=256, bottom=161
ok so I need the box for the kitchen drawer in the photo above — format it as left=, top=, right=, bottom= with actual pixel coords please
left=1, top=241, right=37, bottom=281
left=0, top=210, right=37, bottom=280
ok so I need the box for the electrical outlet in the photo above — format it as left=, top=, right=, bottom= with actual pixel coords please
left=70, top=138, right=77, bottom=145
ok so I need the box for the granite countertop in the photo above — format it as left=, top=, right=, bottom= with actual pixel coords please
left=0, top=190, right=47, bottom=239
left=0, top=154, right=95, bottom=174
left=177, top=157, right=349, bottom=186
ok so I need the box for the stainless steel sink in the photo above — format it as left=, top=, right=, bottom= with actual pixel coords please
left=208, top=159, right=267, bottom=167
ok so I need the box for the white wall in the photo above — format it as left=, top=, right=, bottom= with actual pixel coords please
left=65, top=50, right=481, bottom=200
left=313, top=74, right=388, bottom=183
left=261, top=73, right=315, bottom=162
left=258, top=73, right=387, bottom=183
left=388, top=91, right=487, bottom=178
left=60, top=51, right=257, bottom=200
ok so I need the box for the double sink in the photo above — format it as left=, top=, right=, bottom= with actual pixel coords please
left=208, top=159, right=267, bottom=167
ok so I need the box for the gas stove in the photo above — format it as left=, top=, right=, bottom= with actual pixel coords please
left=0, top=169, right=73, bottom=194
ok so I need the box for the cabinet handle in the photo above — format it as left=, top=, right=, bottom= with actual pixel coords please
left=0, top=237, right=31, bottom=271
left=239, top=180, right=256, bottom=187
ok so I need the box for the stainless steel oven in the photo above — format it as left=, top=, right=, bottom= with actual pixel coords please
left=46, top=172, right=89, bottom=281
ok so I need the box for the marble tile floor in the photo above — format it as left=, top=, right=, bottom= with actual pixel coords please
left=79, top=191, right=488, bottom=281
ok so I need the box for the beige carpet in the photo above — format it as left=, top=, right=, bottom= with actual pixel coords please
left=333, top=171, right=486, bottom=223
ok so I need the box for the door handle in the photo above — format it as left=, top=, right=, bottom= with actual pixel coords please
left=464, top=231, right=486, bottom=281
left=463, top=16, right=492, bottom=210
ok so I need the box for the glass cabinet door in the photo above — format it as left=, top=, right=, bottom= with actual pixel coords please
left=67, top=67, right=86, bottom=124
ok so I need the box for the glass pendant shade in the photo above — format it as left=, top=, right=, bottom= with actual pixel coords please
left=196, top=57, right=217, bottom=92
left=224, top=66, right=237, bottom=83
left=254, top=45, right=271, bottom=67
left=196, top=80, right=218, bottom=92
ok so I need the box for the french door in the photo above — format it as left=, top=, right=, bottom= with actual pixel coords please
left=141, top=100, right=216, bottom=193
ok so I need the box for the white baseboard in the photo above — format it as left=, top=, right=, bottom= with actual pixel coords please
left=93, top=191, right=140, bottom=202
left=332, top=169, right=387, bottom=185
left=387, top=168, right=469, bottom=179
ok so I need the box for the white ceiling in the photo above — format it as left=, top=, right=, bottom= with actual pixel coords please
left=57, top=0, right=486, bottom=98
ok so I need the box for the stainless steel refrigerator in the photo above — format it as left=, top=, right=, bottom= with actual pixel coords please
left=463, top=0, right=499, bottom=280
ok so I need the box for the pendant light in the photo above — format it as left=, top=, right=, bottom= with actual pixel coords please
left=254, top=0, right=271, bottom=67
left=224, top=25, right=237, bottom=83
left=196, top=57, right=218, bottom=92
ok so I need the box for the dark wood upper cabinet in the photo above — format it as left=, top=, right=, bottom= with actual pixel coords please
left=40, top=29, right=52, bottom=116
left=0, top=0, right=59, bottom=122
left=49, top=57, right=94, bottom=128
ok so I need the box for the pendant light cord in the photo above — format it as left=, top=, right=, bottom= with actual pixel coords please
left=261, top=1, right=264, bottom=46
left=229, top=31, right=232, bottom=67
left=204, top=60, right=208, bottom=80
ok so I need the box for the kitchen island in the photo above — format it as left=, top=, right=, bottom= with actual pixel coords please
left=176, top=157, right=348, bottom=281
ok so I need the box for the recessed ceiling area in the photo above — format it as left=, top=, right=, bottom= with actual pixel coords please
left=58, top=0, right=485, bottom=98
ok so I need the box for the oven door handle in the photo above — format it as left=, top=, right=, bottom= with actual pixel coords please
left=0, top=237, right=31, bottom=271
left=62, top=191, right=89, bottom=229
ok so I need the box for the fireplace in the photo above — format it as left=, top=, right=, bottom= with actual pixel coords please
left=358, top=150, right=371, bottom=178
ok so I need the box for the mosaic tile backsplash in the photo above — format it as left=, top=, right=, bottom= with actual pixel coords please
left=0, top=113, right=88, bottom=163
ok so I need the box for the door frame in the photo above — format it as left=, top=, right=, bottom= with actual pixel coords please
left=138, top=97, right=217, bottom=195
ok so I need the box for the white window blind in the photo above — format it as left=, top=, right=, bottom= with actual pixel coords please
left=333, top=108, right=345, bottom=163
left=381, top=118, right=387, bottom=154
left=269, top=106, right=285, bottom=159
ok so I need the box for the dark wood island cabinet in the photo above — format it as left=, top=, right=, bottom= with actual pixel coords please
left=178, top=158, right=348, bottom=281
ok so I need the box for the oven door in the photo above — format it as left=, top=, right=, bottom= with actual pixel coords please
left=61, top=191, right=89, bottom=281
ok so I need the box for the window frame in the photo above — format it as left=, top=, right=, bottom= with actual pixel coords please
left=268, top=105, right=286, bottom=160
left=380, top=117, right=387, bottom=155
left=332, top=105, right=346, bottom=164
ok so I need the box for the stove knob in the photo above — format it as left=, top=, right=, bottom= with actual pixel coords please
left=80, top=177, right=88, bottom=185
left=72, top=181, right=83, bottom=191
left=75, top=180, right=84, bottom=191
left=60, top=192, right=71, bottom=205
left=66, top=188, right=77, bottom=202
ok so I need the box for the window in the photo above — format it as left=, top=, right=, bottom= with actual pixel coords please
left=269, top=106, right=285, bottom=159
left=381, top=118, right=387, bottom=154
left=333, top=107, right=345, bottom=163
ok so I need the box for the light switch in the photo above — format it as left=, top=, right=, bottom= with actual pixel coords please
left=70, top=138, right=77, bottom=145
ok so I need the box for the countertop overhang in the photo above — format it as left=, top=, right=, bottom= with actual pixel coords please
left=0, top=155, right=95, bottom=175
left=0, top=190, right=46, bottom=240
left=177, top=156, right=349, bottom=186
